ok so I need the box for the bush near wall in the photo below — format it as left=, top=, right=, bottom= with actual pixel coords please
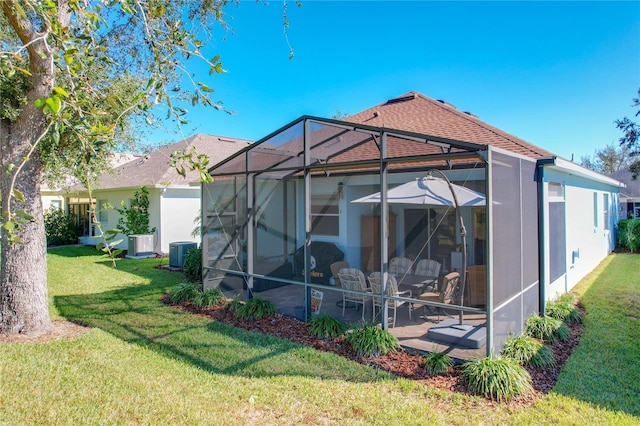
left=617, top=219, right=640, bottom=252
left=44, top=208, right=80, bottom=246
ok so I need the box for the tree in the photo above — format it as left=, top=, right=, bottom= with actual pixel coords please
left=0, top=0, right=279, bottom=335
left=579, top=143, right=633, bottom=175
left=615, top=88, right=640, bottom=178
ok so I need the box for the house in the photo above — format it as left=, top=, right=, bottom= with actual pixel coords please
left=201, top=91, right=622, bottom=356
left=609, top=168, right=640, bottom=218
left=63, top=134, right=251, bottom=254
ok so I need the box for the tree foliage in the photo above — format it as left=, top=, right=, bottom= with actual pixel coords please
left=579, top=143, right=633, bottom=175
left=615, top=88, right=640, bottom=177
left=0, top=0, right=298, bottom=334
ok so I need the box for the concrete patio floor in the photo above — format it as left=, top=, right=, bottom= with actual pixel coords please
left=223, top=282, right=487, bottom=361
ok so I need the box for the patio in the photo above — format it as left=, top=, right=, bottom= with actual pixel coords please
left=202, top=111, right=540, bottom=357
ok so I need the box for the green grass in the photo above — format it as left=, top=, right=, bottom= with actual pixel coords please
left=0, top=246, right=638, bottom=424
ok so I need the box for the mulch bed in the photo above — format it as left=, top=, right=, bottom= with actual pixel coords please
left=163, top=294, right=586, bottom=408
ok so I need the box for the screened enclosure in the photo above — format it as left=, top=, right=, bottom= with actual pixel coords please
left=202, top=116, right=540, bottom=357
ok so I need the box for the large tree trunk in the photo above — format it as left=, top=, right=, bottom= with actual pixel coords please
left=0, top=1, right=60, bottom=335
left=0, top=138, right=50, bottom=335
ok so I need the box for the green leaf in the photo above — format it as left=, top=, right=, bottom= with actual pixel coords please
left=15, top=209, right=34, bottom=221
left=3, top=221, right=15, bottom=231
left=12, top=189, right=25, bottom=203
left=197, top=82, right=215, bottom=93
left=53, top=87, right=69, bottom=97
left=34, top=99, right=46, bottom=108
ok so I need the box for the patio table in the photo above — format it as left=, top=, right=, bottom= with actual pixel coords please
left=395, top=274, right=436, bottom=294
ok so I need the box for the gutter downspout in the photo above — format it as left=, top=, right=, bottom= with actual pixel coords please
left=536, top=157, right=555, bottom=315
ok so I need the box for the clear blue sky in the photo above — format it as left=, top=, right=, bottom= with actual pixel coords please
left=150, top=1, right=640, bottom=162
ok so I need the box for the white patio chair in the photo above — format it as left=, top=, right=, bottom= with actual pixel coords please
left=337, top=268, right=369, bottom=321
left=368, top=272, right=412, bottom=327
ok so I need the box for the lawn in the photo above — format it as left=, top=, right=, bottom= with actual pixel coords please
left=0, top=246, right=638, bottom=425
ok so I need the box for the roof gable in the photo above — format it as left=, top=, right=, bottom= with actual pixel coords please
left=345, top=91, right=554, bottom=159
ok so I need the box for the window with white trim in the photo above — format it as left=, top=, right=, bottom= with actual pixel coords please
left=310, top=194, right=339, bottom=237
left=603, top=193, right=609, bottom=231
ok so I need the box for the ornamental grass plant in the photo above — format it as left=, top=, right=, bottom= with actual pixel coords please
left=346, top=324, right=401, bottom=357
left=461, top=355, right=533, bottom=401
left=309, top=313, right=346, bottom=340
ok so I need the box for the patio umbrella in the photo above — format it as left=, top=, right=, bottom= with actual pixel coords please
left=352, top=176, right=485, bottom=206
left=353, top=172, right=483, bottom=327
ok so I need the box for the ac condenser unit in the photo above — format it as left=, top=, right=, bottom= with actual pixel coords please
left=128, top=234, right=154, bottom=257
left=169, top=241, right=197, bottom=268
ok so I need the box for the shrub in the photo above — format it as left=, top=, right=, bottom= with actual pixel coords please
left=116, top=186, right=156, bottom=235
left=182, top=247, right=202, bottom=283
left=346, top=324, right=400, bottom=357
left=461, top=355, right=533, bottom=401
left=423, top=351, right=454, bottom=375
left=309, top=313, right=346, bottom=340
left=617, top=219, right=640, bottom=252
left=44, top=207, right=80, bottom=246
left=545, top=295, right=583, bottom=325
left=525, top=314, right=571, bottom=344
left=225, top=296, right=243, bottom=313
left=192, top=287, right=224, bottom=309
left=501, top=335, right=555, bottom=368
left=168, top=282, right=200, bottom=304
left=235, top=297, right=276, bottom=321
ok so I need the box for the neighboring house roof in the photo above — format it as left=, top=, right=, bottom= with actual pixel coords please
left=72, top=134, right=251, bottom=191
left=345, top=91, right=555, bottom=159
left=609, top=169, right=640, bottom=199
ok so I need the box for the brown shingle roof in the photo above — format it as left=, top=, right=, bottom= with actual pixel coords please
left=345, top=91, right=554, bottom=159
left=74, top=134, right=251, bottom=191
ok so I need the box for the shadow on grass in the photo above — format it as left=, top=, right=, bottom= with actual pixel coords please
left=551, top=253, right=640, bottom=418
left=54, top=281, right=390, bottom=383
left=47, top=245, right=103, bottom=258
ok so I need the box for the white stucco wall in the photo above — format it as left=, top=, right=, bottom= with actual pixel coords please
left=158, top=186, right=200, bottom=254
left=543, top=168, right=620, bottom=299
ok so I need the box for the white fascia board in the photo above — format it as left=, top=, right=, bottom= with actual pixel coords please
left=541, top=157, right=626, bottom=188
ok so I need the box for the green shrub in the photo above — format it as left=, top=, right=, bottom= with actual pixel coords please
left=116, top=186, right=156, bottom=235
left=309, top=313, right=346, bottom=340
left=501, top=335, right=556, bottom=368
left=617, top=219, right=640, bottom=252
left=225, top=296, right=243, bottom=313
left=192, top=287, right=224, bottom=309
left=235, top=297, right=276, bottom=321
left=461, top=355, right=533, bottom=401
left=423, top=351, right=454, bottom=375
left=546, top=296, right=583, bottom=325
left=346, top=324, right=400, bottom=357
left=168, top=282, right=200, bottom=304
left=44, top=207, right=80, bottom=246
left=525, top=314, right=571, bottom=344
left=182, top=247, right=202, bottom=283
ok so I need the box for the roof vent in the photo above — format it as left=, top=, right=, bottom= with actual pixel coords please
left=463, top=111, right=478, bottom=118
left=373, top=111, right=379, bottom=117
left=386, top=93, right=417, bottom=105
left=436, top=99, right=456, bottom=109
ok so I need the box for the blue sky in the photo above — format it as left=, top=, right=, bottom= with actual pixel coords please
left=151, top=1, right=640, bottom=162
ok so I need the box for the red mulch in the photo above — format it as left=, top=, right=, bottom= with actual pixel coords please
left=162, top=294, right=585, bottom=408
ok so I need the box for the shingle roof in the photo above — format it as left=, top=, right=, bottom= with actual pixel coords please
left=75, top=134, right=251, bottom=191
left=609, top=169, right=640, bottom=198
left=345, top=91, right=555, bottom=159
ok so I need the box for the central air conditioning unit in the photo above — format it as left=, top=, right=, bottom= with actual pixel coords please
left=169, top=241, right=198, bottom=268
left=127, top=234, right=154, bottom=257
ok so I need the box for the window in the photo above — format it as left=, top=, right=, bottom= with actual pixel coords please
left=603, top=193, right=609, bottom=231
left=97, top=199, right=108, bottom=223
left=50, top=200, right=62, bottom=210
left=548, top=182, right=564, bottom=199
left=593, top=192, right=598, bottom=228
left=310, top=194, right=339, bottom=236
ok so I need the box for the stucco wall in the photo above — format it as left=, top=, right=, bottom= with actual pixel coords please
left=543, top=169, right=619, bottom=298
left=158, top=186, right=200, bottom=253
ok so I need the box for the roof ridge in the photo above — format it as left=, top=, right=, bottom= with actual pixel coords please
left=413, top=92, right=548, bottom=157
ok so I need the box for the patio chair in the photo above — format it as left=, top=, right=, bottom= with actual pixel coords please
left=413, top=259, right=441, bottom=291
left=415, top=271, right=460, bottom=322
left=368, top=272, right=412, bottom=327
left=337, top=268, right=369, bottom=321
left=389, top=256, right=414, bottom=277
left=330, top=261, right=350, bottom=287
